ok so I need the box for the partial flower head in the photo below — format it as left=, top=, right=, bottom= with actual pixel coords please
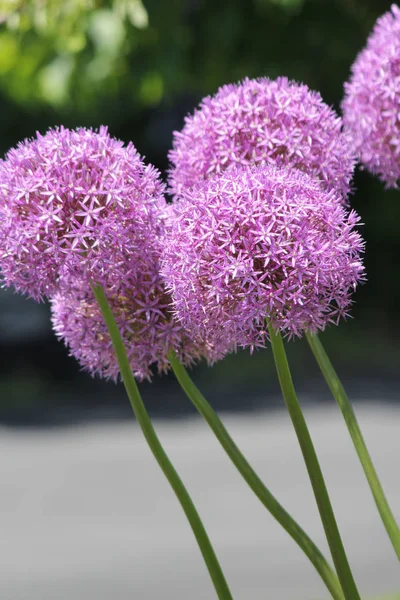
left=50, top=270, right=212, bottom=382
left=342, top=5, right=400, bottom=187
left=169, top=77, right=355, bottom=201
left=0, top=126, right=165, bottom=300
left=161, top=165, right=365, bottom=350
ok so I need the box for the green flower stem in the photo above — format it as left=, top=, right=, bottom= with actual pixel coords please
left=267, top=323, right=361, bottom=600
left=92, top=284, right=233, bottom=600
left=167, top=351, right=345, bottom=600
left=306, top=331, right=400, bottom=560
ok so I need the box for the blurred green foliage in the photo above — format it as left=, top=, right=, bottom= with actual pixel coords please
left=0, top=0, right=387, bottom=113
left=0, top=0, right=150, bottom=107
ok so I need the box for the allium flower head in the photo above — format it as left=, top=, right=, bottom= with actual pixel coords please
left=342, top=5, right=400, bottom=187
left=161, top=165, right=365, bottom=350
left=169, top=77, right=355, bottom=201
left=51, top=270, right=211, bottom=382
left=0, top=126, right=165, bottom=300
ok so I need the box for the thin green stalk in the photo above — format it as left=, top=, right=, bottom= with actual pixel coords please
left=167, top=351, right=345, bottom=600
left=92, top=284, right=233, bottom=600
left=267, top=323, right=361, bottom=600
left=306, top=331, right=400, bottom=560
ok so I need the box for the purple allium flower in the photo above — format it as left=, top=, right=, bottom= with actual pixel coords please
left=0, top=126, right=165, bottom=300
left=161, top=165, right=365, bottom=350
left=168, top=77, right=355, bottom=201
left=342, top=5, right=400, bottom=187
left=50, top=272, right=211, bottom=382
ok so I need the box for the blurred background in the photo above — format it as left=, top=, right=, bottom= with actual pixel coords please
left=0, top=0, right=399, bottom=422
left=0, top=2, right=399, bottom=599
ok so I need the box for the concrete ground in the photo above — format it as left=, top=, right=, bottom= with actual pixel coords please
left=0, top=403, right=399, bottom=600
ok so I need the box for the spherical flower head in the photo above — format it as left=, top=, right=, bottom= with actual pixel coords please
left=161, top=165, right=365, bottom=351
left=50, top=266, right=212, bottom=382
left=0, top=126, right=165, bottom=300
left=168, top=77, right=355, bottom=202
left=342, top=5, right=400, bottom=187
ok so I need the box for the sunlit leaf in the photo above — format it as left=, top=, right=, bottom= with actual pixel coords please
left=88, top=9, right=125, bottom=56
left=115, top=0, right=148, bottom=29
left=38, top=54, right=74, bottom=106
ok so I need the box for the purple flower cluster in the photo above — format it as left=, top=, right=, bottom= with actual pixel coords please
left=342, top=5, right=400, bottom=188
left=0, top=126, right=165, bottom=300
left=169, top=77, right=356, bottom=201
left=0, top=126, right=209, bottom=380
left=161, top=166, right=365, bottom=350
left=0, top=72, right=368, bottom=380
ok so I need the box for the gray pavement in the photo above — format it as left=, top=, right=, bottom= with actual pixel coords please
left=0, top=403, right=399, bottom=599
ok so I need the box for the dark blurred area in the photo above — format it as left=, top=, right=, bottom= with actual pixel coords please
left=0, top=0, right=399, bottom=424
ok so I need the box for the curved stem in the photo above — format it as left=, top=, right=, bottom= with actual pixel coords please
left=92, top=284, right=233, bottom=600
left=267, top=323, right=361, bottom=600
left=167, top=351, right=345, bottom=600
left=306, top=331, right=400, bottom=560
